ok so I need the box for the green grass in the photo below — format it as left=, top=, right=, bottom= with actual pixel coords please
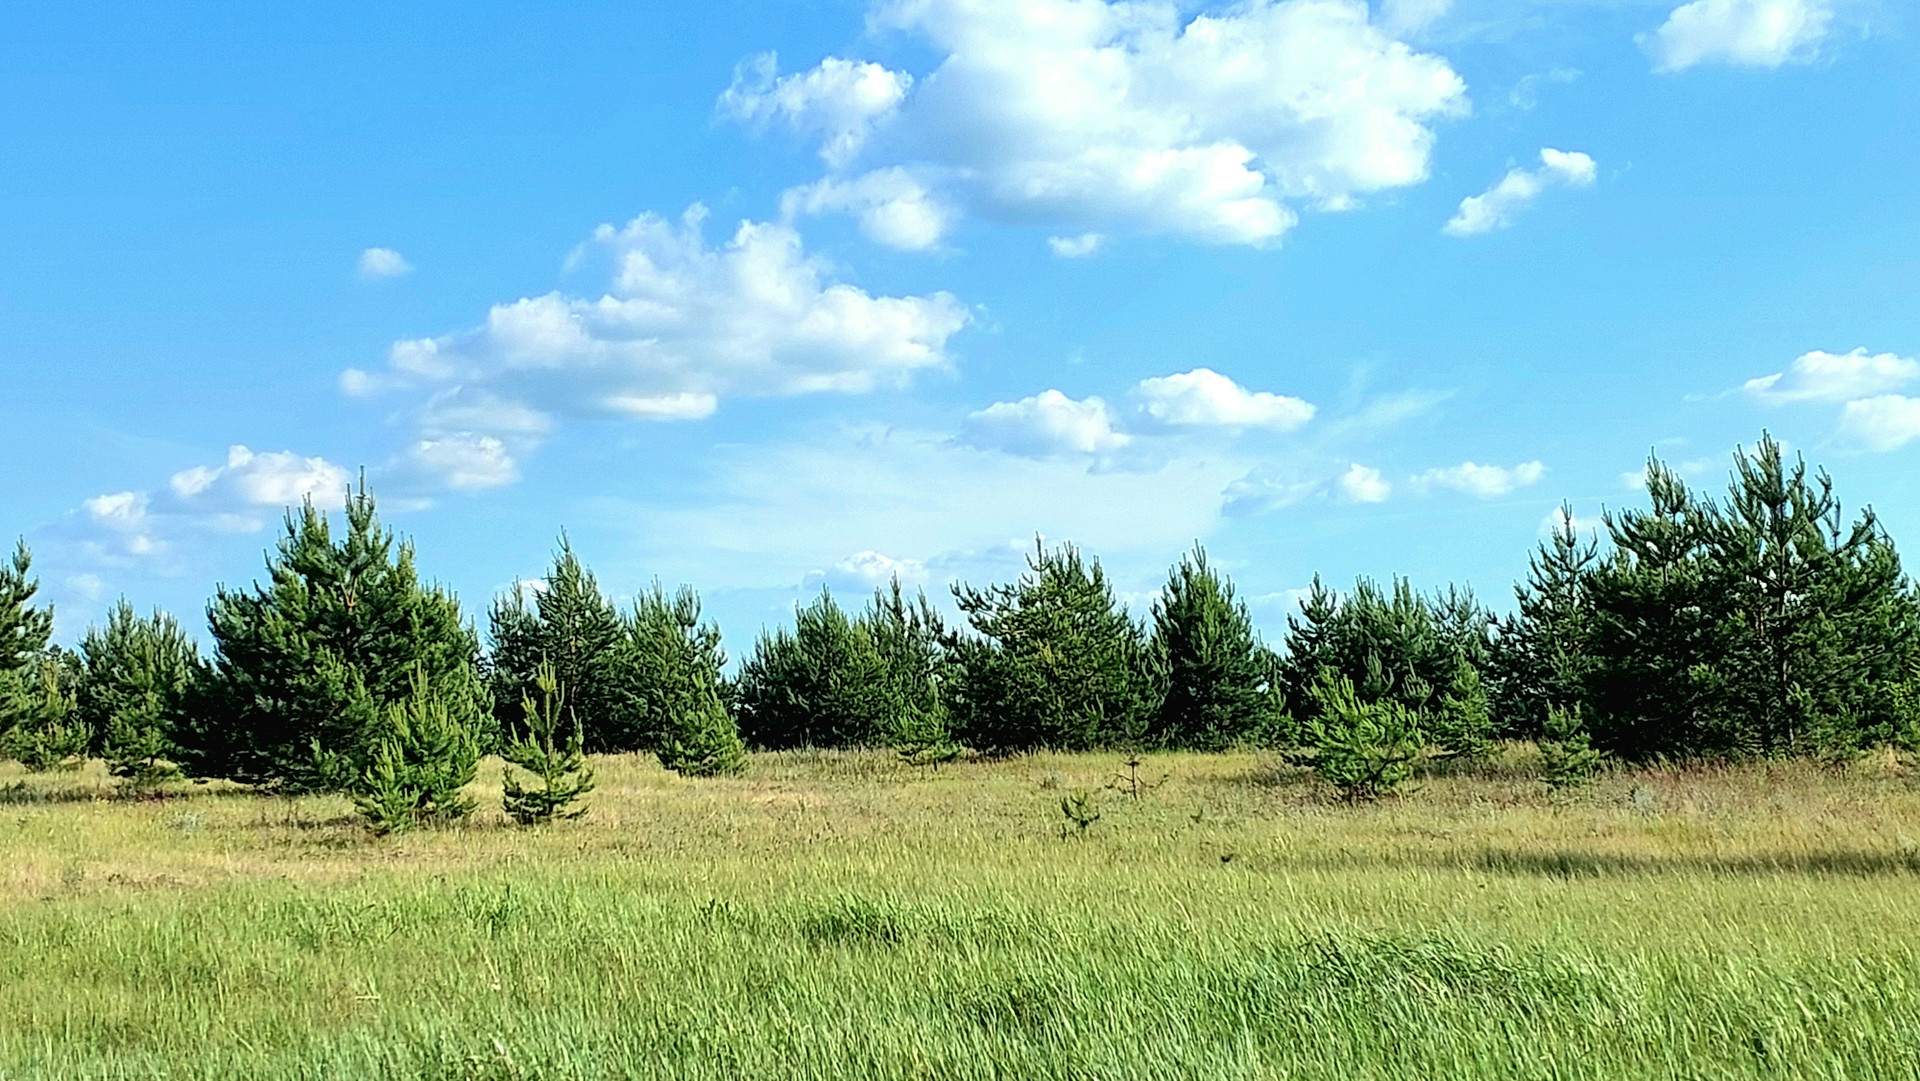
left=4, top=749, right=1920, bottom=1079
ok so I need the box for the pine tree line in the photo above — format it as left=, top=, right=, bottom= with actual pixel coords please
left=5, top=434, right=1920, bottom=813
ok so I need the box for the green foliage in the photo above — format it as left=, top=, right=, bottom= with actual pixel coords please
left=948, top=540, right=1154, bottom=754
left=353, top=673, right=483, bottom=834
left=1147, top=545, right=1275, bottom=751
left=1539, top=704, right=1602, bottom=789
left=1491, top=504, right=1599, bottom=739
left=631, top=584, right=746, bottom=777
left=1058, top=788, right=1101, bottom=837
left=1, top=657, right=89, bottom=772
left=1431, top=652, right=1494, bottom=760
left=734, top=589, right=893, bottom=749
left=486, top=539, right=640, bottom=753
left=501, top=663, right=595, bottom=825
left=1279, top=575, right=1491, bottom=736
left=1582, top=437, right=1920, bottom=761
left=1306, top=672, right=1423, bottom=802
left=188, top=483, right=487, bottom=790
left=79, top=601, right=202, bottom=787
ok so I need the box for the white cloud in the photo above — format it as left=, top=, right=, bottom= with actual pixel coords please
left=964, top=390, right=1130, bottom=457
left=1336, top=462, right=1391, bottom=502
left=1411, top=460, right=1546, bottom=498
left=1133, top=368, right=1315, bottom=430
left=1444, top=148, right=1596, bottom=237
left=1743, top=348, right=1920, bottom=403
left=1047, top=233, right=1104, bottom=258
left=406, top=435, right=518, bottom=492
left=65, top=445, right=352, bottom=572
left=719, top=52, right=913, bottom=167
left=780, top=168, right=955, bottom=251
left=358, top=247, right=413, bottom=279
left=733, top=0, right=1468, bottom=248
left=834, top=550, right=930, bottom=585
left=345, top=205, right=969, bottom=494
left=1643, top=0, right=1834, bottom=73
left=1838, top=395, right=1920, bottom=452
left=1379, top=0, right=1452, bottom=35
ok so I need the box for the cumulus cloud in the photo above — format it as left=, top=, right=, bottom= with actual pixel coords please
left=1743, top=347, right=1919, bottom=403
left=780, top=168, right=956, bottom=251
left=964, top=390, right=1130, bottom=457
left=1411, top=460, right=1546, bottom=498
left=735, top=0, right=1467, bottom=249
left=358, top=247, right=413, bottom=279
left=720, top=52, right=914, bottom=167
left=71, top=445, right=351, bottom=567
left=1642, top=0, right=1834, bottom=73
left=834, top=550, right=930, bottom=585
left=1336, top=463, right=1391, bottom=503
left=1133, top=368, right=1315, bottom=430
left=1838, top=396, right=1920, bottom=452
left=343, top=205, right=969, bottom=494
left=1443, top=148, right=1596, bottom=237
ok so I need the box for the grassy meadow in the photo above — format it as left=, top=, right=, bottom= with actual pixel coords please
left=4, top=749, right=1920, bottom=1079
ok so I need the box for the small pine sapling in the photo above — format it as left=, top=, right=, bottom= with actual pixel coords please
left=1430, top=652, right=1495, bottom=761
left=1540, top=704, right=1602, bottom=789
left=1059, top=788, right=1101, bottom=838
left=501, top=663, right=595, bottom=825
left=1306, top=671, right=1423, bottom=802
left=892, top=693, right=961, bottom=769
left=657, top=679, right=747, bottom=778
left=353, top=676, right=481, bottom=834
left=103, top=691, right=178, bottom=788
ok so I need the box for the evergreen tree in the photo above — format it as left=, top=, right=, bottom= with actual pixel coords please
left=501, top=662, right=595, bottom=824
left=1539, top=703, right=1601, bottom=788
left=486, top=539, right=641, bottom=753
left=1305, top=672, right=1423, bottom=802
left=628, top=584, right=746, bottom=776
left=865, top=579, right=955, bottom=749
left=79, top=601, right=202, bottom=786
left=0, top=541, right=59, bottom=762
left=733, top=589, right=892, bottom=749
left=353, top=672, right=482, bottom=833
left=1491, top=505, right=1599, bottom=739
left=1431, top=652, right=1494, bottom=759
left=947, top=540, right=1153, bottom=754
left=185, top=483, right=488, bottom=789
left=1147, top=545, right=1273, bottom=751
left=1277, top=576, right=1492, bottom=731
left=2, top=656, right=89, bottom=772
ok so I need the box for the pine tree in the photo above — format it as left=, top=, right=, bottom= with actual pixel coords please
left=866, top=579, right=957, bottom=760
left=79, top=601, right=202, bottom=787
left=0, top=541, right=61, bottom=764
left=947, top=540, right=1153, bottom=754
left=353, top=672, right=481, bottom=833
left=1277, top=575, right=1492, bottom=733
left=1491, top=504, right=1598, bottom=739
left=1539, top=704, right=1601, bottom=788
left=1431, top=652, right=1494, bottom=760
left=501, top=662, right=595, bottom=824
left=1305, top=671, right=1423, bottom=802
left=2, top=657, right=89, bottom=772
left=629, top=584, right=746, bottom=777
left=1148, top=545, right=1272, bottom=751
left=733, top=589, right=892, bottom=749
left=486, top=539, right=640, bottom=753
left=186, top=482, right=488, bottom=790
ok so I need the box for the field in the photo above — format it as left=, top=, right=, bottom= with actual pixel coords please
left=4, top=750, right=1920, bottom=1080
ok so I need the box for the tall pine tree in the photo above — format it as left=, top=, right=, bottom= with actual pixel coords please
left=628, top=584, right=746, bottom=776
left=733, top=589, right=892, bottom=749
left=487, top=539, right=641, bottom=752
left=1147, top=545, right=1273, bottom=751
left=183, top=483, right=488, bottom=789
left=78, top=601, right=203, bottom=785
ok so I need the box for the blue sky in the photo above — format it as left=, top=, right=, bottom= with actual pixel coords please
left=4, top=0, right=1916, bottom=657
